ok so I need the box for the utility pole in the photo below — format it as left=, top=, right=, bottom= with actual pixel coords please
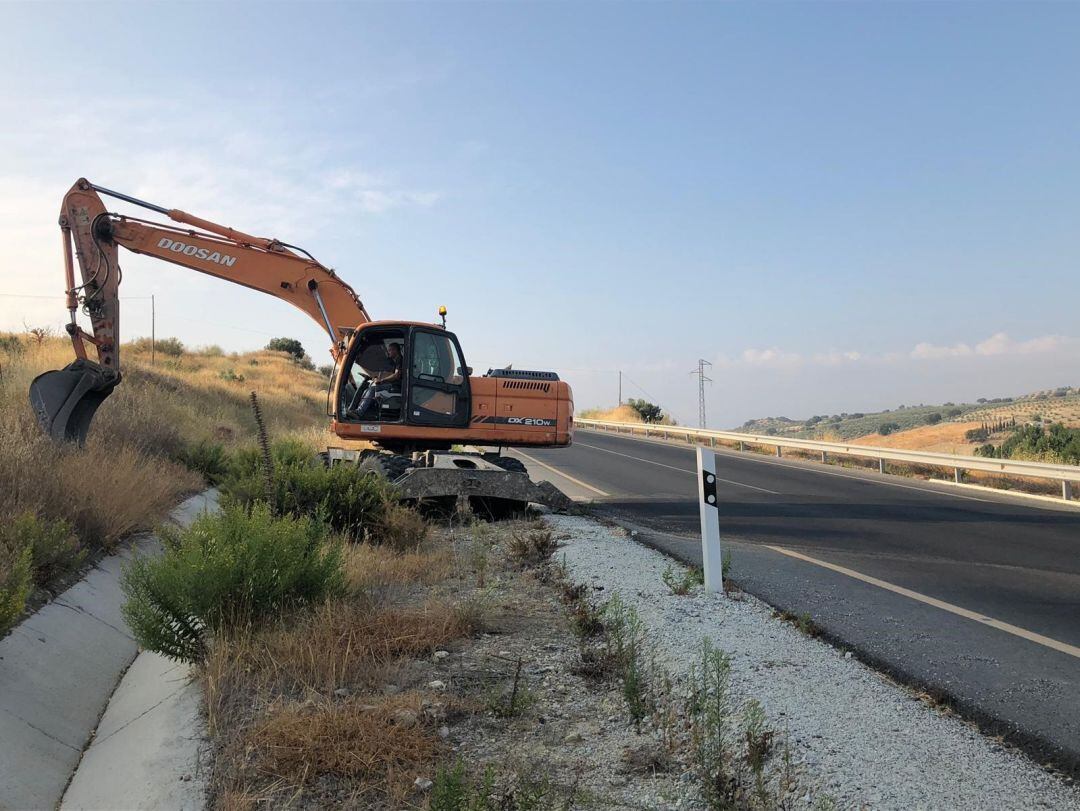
left=151, top=294, right=156, bottom=366
left=690, top=359, right=712, bottom=428
left=618, top=370, right=622, bottom=405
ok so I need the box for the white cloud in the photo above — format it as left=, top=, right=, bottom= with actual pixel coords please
left=974, top=332, right=1065, bottom=356
left=910, top=341, right=973, bottom=359
left=739, top=347, right=803, bottom=368
left=812, top=350, right=863, bottom=366
left=910, top=332, right=1070, bottom=360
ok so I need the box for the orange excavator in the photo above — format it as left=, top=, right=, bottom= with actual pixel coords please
left=30, top=178, right=574, bottom=511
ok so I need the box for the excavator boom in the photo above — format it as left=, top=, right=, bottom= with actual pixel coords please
left=30, top=178, right=370, bottom=441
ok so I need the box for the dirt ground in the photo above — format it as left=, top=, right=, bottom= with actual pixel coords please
left=201, top=514, right=702, bottom=810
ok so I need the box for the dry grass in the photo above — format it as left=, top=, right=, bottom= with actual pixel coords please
left=580, top=404, right=645, bottom=423
left=202, top=550, right=479, bottom=809
left=344, top=544, right=454, bottom=592
left=243, top=692, right=442, bottom=805
left=0, top=334, right=329, bottom=560
left=579, top=403, right=678, bottom=426
left=853, top=421, right=985, bottom=455
left=204, top=597, right=473, bottom=721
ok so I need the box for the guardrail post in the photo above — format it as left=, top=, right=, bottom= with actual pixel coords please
left=821, top=451, right=827, bottom=463
left=878, top=458, right=885, bottom=474
left=696, top=446, right=724, bottom=594
left=739, top=441, right=745, bottom=451
left=955, top=468, right=963, bottom=484
left=1064, top=481, right=1073, bottom=501
left=685, top=431, right=691, bottom=443
left=775, top=446, right=782, bottom=458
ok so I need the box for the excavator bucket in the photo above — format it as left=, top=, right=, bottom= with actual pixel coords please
left=29, top=360, right=120, bottom=444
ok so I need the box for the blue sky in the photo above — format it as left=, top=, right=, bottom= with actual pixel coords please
left=2, top=2, right=1078, bottom=426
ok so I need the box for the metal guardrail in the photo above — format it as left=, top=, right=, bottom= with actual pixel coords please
left=574, top=418, right=1079, bottom=500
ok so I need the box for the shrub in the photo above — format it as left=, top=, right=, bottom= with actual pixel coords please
left=662, top=563, right=704, bottom=595
left=121, top=503, right=345, bottom=662
left=925, top=412, right=943, bottom=425
left=266, top=337, right=305, bottom=360
left=878, top=422, right=900, bottom=436
left=627, top=398, right=664, bottom=423
left=317, top=364, right=335, bottom=378
left=0, top=535, right=32, bottom=634
left=1, top=513, right=85, bottom=588
left=221, top=441, right=404, bottom=544
left=0, top=334, right=24, bottom=357
left=508, top=527, right=557, bottom=568
left=994, top=422, right=1080, bottom=464
left=688, top=639, right=736, bottom=808
left=175, top=440, right=231, bottom=485
left=130, top=336, right=185, bottom=356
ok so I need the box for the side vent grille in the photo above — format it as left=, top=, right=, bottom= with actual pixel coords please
left=501, top=380, right=552, bottom=393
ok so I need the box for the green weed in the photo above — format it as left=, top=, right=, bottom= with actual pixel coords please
left=121, top=503, right=345, bottom=662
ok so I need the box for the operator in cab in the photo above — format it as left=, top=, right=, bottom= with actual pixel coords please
left=355, top=341, right=403, bottom=419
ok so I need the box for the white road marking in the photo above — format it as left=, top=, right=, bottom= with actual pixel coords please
left=512, top=449, right=611, bottom=497
left=575, top=441, right=780, bottom=495
left=766, top=545, right=1080, bottom=661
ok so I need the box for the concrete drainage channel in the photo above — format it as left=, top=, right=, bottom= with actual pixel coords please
left=0, top=490, right=217, bottom=811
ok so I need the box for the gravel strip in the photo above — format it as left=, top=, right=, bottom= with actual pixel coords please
left=549, top=514, right=1080, bottom=810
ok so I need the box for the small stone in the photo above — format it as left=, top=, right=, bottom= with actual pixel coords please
left=334, top=687, right=350, bottom=698
left=439, top=725, right=450, bottom=739
left=428, top=680, right=446, bottom=690
left=845, top=651, right=853, bottom=659
left=414, top=777, right=433, bottom=791
left=564, top=730, right=583, bottom=743
left=433, top=650, right=450, bottom=660
left=392, top=708, right=419, bottom=727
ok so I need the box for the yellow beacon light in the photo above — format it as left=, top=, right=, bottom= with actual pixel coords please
left=438, top=305, right=447, bottom=328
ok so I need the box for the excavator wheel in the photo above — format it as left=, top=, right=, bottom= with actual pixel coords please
left=358, top=452, right=414, bottom=484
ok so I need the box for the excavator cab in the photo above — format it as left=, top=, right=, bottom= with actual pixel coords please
left=336, top=323, right=471, bottom=430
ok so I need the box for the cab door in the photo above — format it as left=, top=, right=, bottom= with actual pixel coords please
left=405, top=328, right=471, bottom=428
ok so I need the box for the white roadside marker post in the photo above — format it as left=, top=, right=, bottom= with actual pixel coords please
left=696, top=445, right=724, bottom=594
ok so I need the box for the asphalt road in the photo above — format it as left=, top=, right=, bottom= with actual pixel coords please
left=514, top=428, right=1080, bottom=775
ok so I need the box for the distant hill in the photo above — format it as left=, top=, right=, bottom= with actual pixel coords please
left=734, top=386, right=1080, bottom=453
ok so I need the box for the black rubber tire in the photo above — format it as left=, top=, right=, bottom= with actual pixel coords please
left=359, top=452, right=414, bottom=483
left=484, top=454, right=527, bottom=475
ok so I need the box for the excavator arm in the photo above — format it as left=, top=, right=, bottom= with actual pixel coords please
left=30, top=178, right=371, bottom=442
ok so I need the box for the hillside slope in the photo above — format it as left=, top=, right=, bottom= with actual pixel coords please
left=0, top=333, right=334, bottom=628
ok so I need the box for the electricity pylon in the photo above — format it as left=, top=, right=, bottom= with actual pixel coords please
left=690, top=359, right=713, bottom=428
